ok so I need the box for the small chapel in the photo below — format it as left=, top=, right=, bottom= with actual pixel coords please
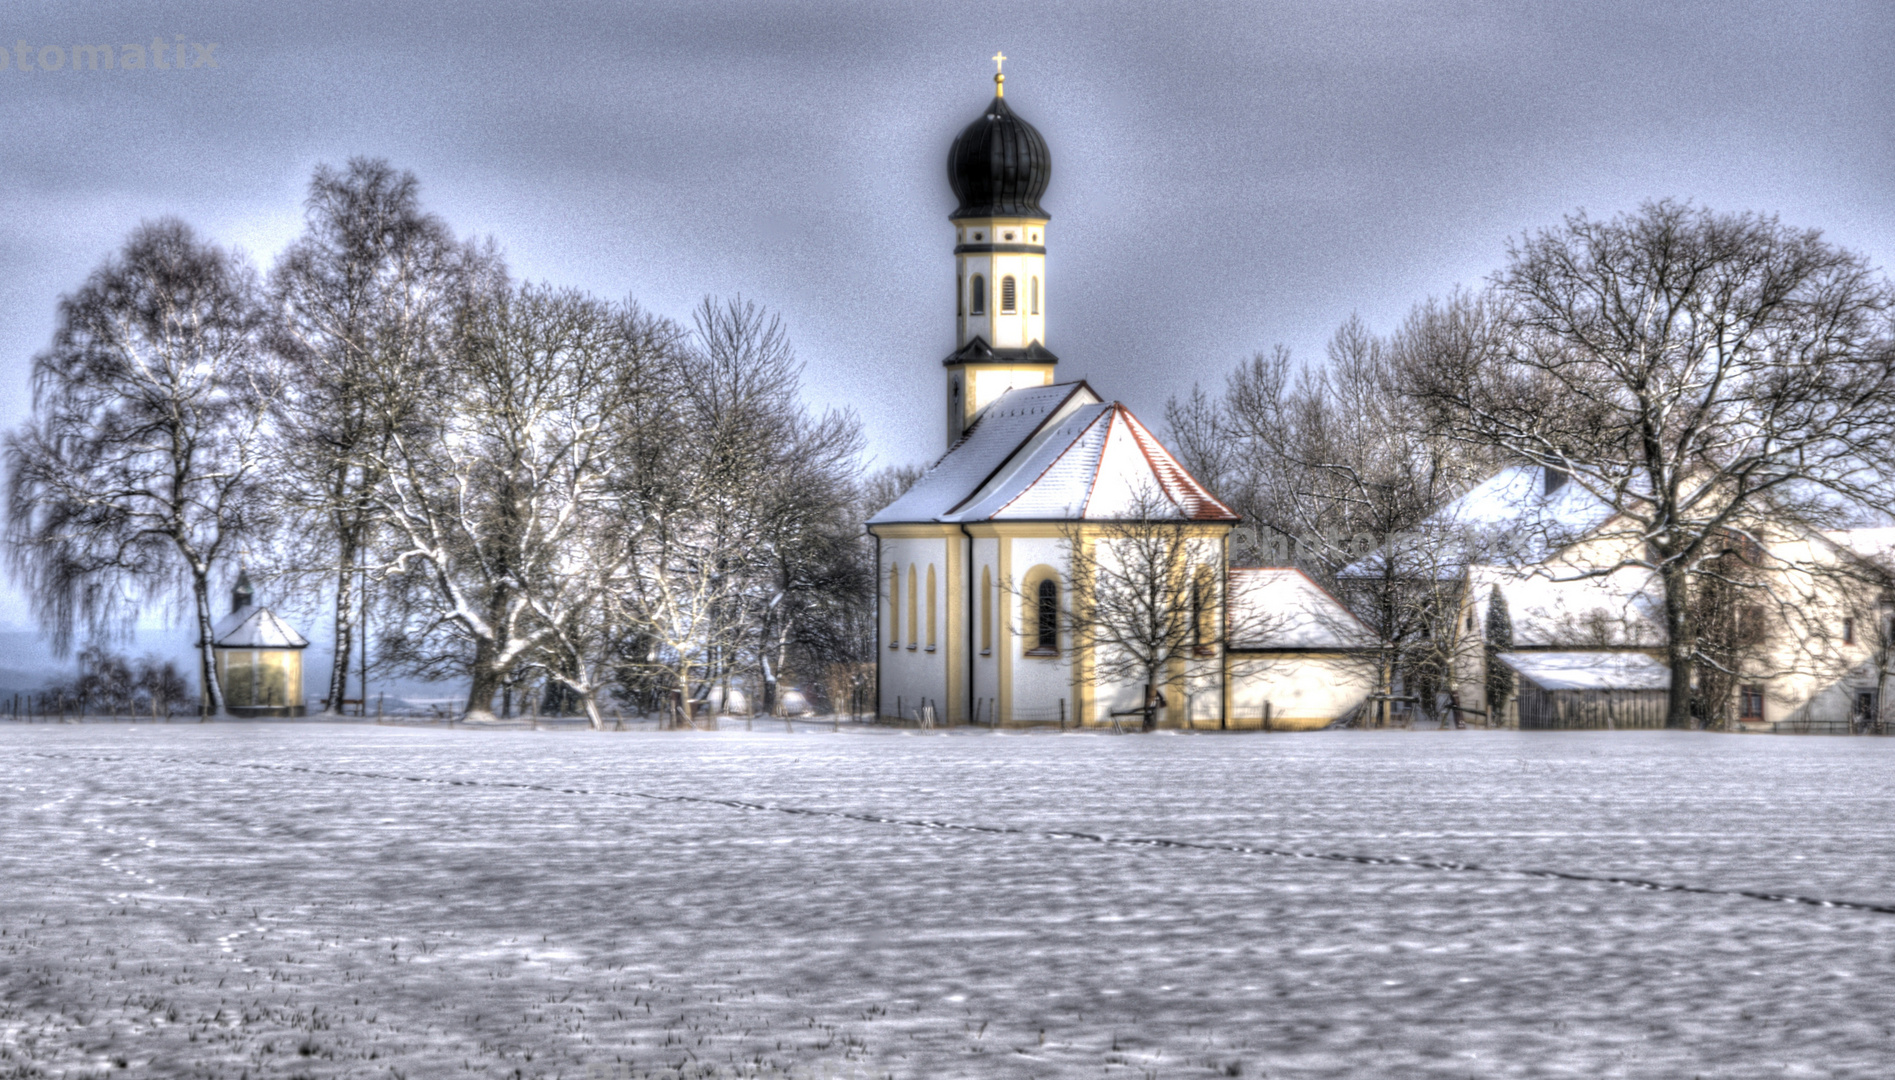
left=868, top=63, right=1378, bottom=729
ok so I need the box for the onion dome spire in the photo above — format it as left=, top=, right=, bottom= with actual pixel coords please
left=946, top=56, right=1051, bottom=221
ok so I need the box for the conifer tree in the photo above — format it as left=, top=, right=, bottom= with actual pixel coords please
left=1484, top=584, right=1514, bottom=721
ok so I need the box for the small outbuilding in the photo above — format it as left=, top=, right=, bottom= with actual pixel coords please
left=1226, top=568, right=1381, bottom=730
left=211, top=571, right=310, bottom=717
left=1496, top=651, right=1670, bottom=730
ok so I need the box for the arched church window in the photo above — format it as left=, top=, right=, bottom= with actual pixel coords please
left=889, top=565, right=900, bottom=647
left=907, top=564, right=918, bottom=649
left=1035, top=579, right=1058, bottom=655
left=957, top=276, right=963, bottom=316
left=1030, top=276, right=1039, bottom=315
left=1192, top=568, right=1216, bottom=656
left=970, top=275, right=986, bottom=315
left=1001, top=276, right=1016, bottom=313
left=926, top=565, right=938, bottom=651
left=980, top=566, right=993, bottom=655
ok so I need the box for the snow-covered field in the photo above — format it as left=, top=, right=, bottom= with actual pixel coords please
left=4, top=724, right=1894, bottom=1079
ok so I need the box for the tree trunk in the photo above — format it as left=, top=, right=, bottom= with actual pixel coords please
left=326, top=534, right=356, bottom=716
left=1660, top=561, right=1696, bottom=729
left=463, top=638, right=501, bottom=721
left=193, top=574, right=225, bottom=718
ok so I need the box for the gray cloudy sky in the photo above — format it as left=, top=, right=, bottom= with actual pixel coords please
left=2, top=0, right=1892, bottom=632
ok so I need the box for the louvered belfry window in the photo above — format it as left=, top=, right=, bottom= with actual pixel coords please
left=1001, top=276, right=1017, bottom=312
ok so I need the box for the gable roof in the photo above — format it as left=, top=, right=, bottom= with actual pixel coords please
left=1227, top=568, right=1378, bottom=650
left=1468, top=564, right=1666, bottom=648
left=1341, top=465, right=1618, bottom=579
left=1496, top=650, right=1670, bottom=692
left=211, top=605, right=310, bottom=650
left=869, top=383, right=1237, bottom=525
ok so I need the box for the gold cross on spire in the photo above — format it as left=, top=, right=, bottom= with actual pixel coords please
left=992, top=51, right=1007, bottom=96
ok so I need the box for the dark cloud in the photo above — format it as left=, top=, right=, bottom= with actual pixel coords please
left=1, top=1, right=1891, bottom=618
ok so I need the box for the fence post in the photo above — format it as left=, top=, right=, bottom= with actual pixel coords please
left=1264, top=700, right=1272, bottom=733
left=1058, top=698, right=1066, bottom=731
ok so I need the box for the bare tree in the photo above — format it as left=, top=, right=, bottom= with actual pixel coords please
left=373, top=283, right=669, bottom=723
left=5, top=219, right=269, bottom=715
left=1403, top=200, right=1895, bottom=727
left=1169, top=312, right=1499, bottom=725
left=1061, top=487, right=1229, bottom=730
left=265, top=158, right=470, bottom=715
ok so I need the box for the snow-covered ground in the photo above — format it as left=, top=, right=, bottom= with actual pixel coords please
left=4, top=724, right=1894, bottom=1078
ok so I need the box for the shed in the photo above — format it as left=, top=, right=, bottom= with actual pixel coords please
left=1496, top=651, right=1670, bottom=730
left=211, top=571, right=310, bottom=717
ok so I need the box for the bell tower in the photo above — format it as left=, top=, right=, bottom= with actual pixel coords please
left=943, top=54, right=1058, bottom=448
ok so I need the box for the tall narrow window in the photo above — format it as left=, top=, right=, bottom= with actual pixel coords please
left=1030, top=276, right=1039, bottom=314
left=1192, top=568, right=1215, bottom=656
left=956, top=276, right=964, bottom=316
left=970, top=275, right=986, bottom=315
left=926, top=565, right=938, bottom=651
left=1844, top=617, right=1856, bottom=645
left=1001, top=275, right=1016, bottom=312
left=889, top=565, right=900, bottom=647
left=980, top=566, right=993, bottom=654
left=1032, top=579, right=1058, bottom=655
left=907, top=564, right=918, bottom=649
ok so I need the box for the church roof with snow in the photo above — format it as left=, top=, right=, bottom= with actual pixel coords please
left=211, top=605, right=310, bottom=650
left=868, top=383, right=1237, bottom=526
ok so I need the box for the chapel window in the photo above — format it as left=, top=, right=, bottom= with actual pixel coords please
left=889, top=565, right=900, bottom=647
left=957, top=276, right=963, bottom=316
left=1001, top=276, right=1016, bottom=313
left=1030, top=276, right=1039, bottom=314
left=926, top=565, right=938, bottom=651
left=1844, top=617, right=1856, bottom=645
left=980, top=566, right=993, bottom=655
left=907, top=564, right=918, bottom=649
left=970, top=275, right=986, bottom=315
left=1030, top=578, right=1058, bottom=656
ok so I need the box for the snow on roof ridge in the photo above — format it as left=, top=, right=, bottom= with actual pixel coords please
left=990, top=406, right=1115, bottom=519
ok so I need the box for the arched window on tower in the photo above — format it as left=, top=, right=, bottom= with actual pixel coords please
left=1030, top=276, right=1039, bottom=315
left=1001, top=276, right=1016, bottom=313
left=970, top=275, right=986, bottom=315
left=956, top=276, right=963, bottom=316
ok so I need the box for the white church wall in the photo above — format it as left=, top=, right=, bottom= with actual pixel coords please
left=1006, top=535, right=1072, bottom=723
left=879, top=534, right=952, bottom=722
left=1229, top=653, right=1376, bottom=731
left=969, top=536, right=1002, bottom=723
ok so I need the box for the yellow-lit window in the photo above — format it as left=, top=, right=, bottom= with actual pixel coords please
left=1030, top=276, right=1039, bottom=315
left=926, top=565, right=938, bottom=651
left=907, top=564, right=918, bottom=649
left=889, top=564, right=901, bottom=647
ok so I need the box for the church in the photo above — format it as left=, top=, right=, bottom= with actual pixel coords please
left=868, top=65, right=1379, bottom=730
